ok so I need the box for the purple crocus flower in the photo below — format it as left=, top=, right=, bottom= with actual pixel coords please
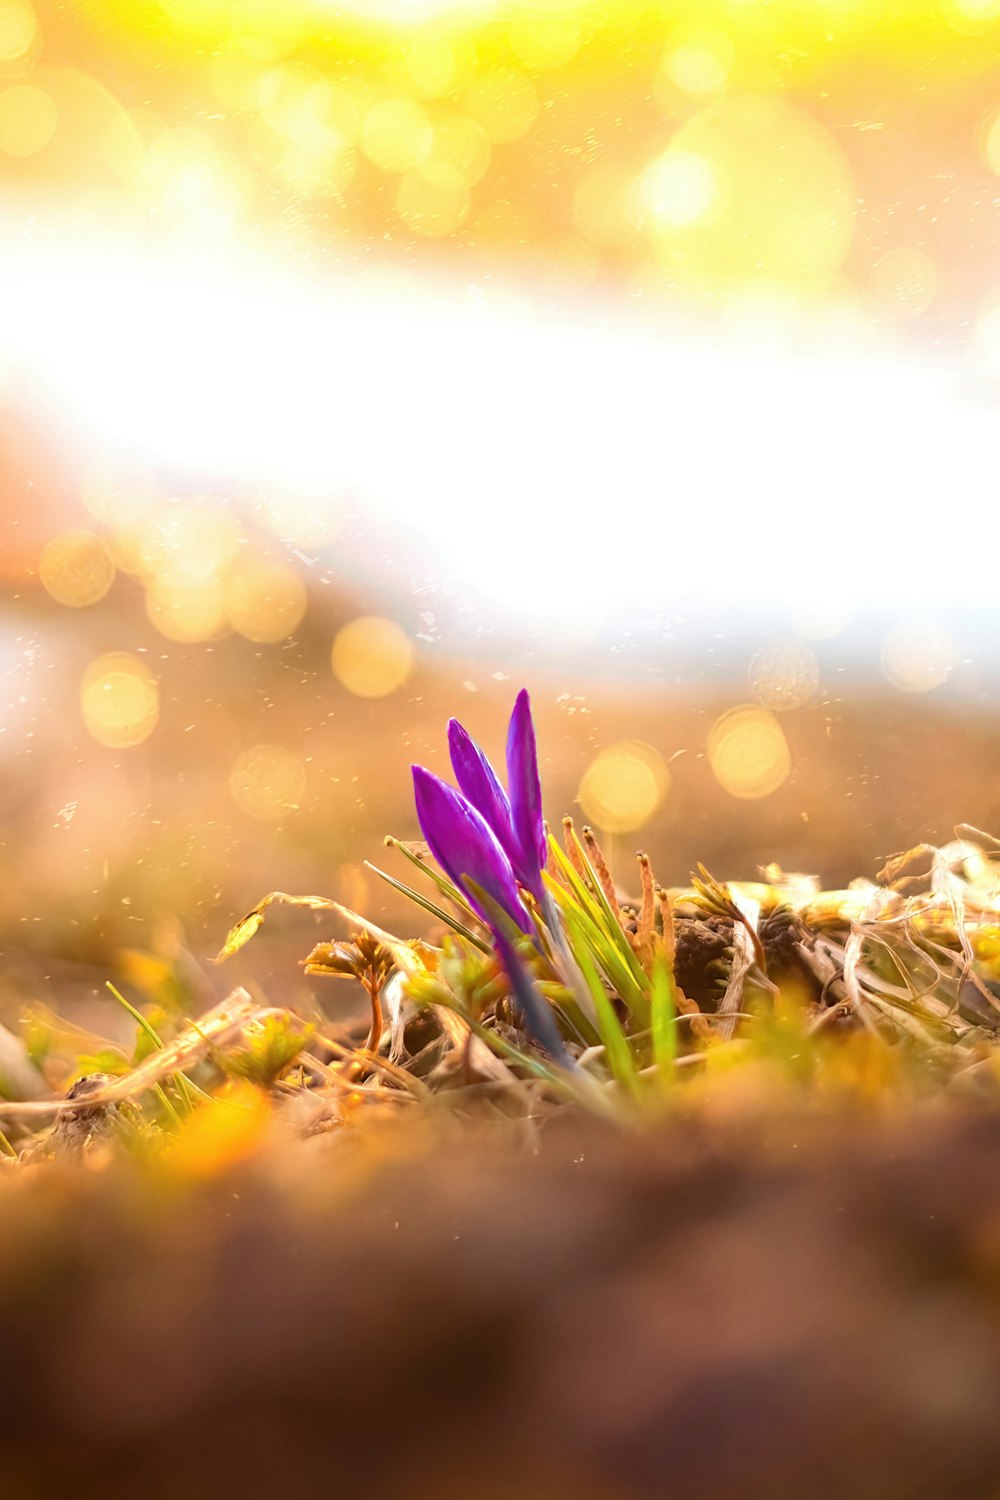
left=411, top=766, right=532, bottom=935
left=446, top=688, right=546, bottom=902
left=412, top=691, right=571, bottom=1065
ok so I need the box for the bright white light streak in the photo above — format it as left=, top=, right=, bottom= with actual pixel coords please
left=3, top=228, right=997, bottom=632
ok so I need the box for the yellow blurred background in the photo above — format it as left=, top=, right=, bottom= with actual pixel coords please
left=2, top=0, right=1000, bottom=1014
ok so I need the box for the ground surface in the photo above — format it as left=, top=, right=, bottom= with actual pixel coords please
left=3, top=1100, right=1000, bottom=1500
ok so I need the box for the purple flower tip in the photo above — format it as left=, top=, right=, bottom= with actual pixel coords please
left=506, top=689, right=546, bottom=900
left=411, top=765, right=530, bottom=934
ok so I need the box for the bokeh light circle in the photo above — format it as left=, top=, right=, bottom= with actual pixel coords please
left=0, top=83, right=57, bottom=156
left=40, top=530, right=115, bottom=607
left=708, top=706, right=791, bottom=799
left=578, top=741, right=670, bottom=833
left=429, top=113, right=491, bottom=185
left=331, top=616, right=413, bottom=698
left=749, top=640, right=820, bottom=710
left=360, top=97, right=433, bottom=173
left=81, top=653, right=159, bottom=749
left=225, top=558, right=307, bottom=643
left=0, top=0, right=36, bottom=62
left=642, top=94, right=855, bottom=292
left=146, top=575, right=228, bottom=642
left=659, top=32, right=733, bottom=98
left=463, top=68, right=538, bottom=144
left=881, top=618, right=958, bottom=693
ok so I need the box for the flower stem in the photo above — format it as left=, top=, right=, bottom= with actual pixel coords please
left=365, top=967, right=384, bottom=1054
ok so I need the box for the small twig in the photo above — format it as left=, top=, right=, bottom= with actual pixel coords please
left=582, top=827, right=625, bottom=926
left=364, top=966, right=384, bottom=1054
left=637, top=852, right=655, bottom=949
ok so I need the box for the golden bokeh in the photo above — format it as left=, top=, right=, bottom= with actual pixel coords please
left=39, top=530, right=116, bottom=608
left=0, top=83, right=56, bottom=157
left=146, top=574, right=228, bottom=643
left=404, top=29, right=477, bottom=97
left=360, top=97, right=433, bottom=173
left=657, top=31, right=733, bottom=100
left=982, top=107, right=1000, bottom=174
left=749, top=641, right=820, bottom=711
left=279, top=127, right=355, bottom=197
left=578, top=741, right=670, bottom=833
left=0, top=0, right=36, bottom=62
left=224, top=557, right=308, bottom=643
left=429, top=113, right=491, bottom=185
left=642, top=94, right=855, bottom=292
left=640, top=147, right=718, bottom=230
left=463, top=67, right=538, bottom=144
left=163, top=1081, right=271, bottom=1179
left=80, top=652, right=159, bottom=749
left=32, top=67, right=144, bottom=186
left=229, top=742, right=307, bottom=820
left=331, top=616, right=413, bottom=698
left=396, top=159, right=470, bottom=234
left=140, top=126, right=249, bottom=234
left=79, top=464, right=159, bottom=537
left=135, top=502, right=241, bottom=585
left=870, top=247, right=937, bottom=318
left=509, top=8, right=581, bottom=71
left=881, top=618, right=958, bottom=693
left=708, top=706, right=791, bottom=800
left=134, top=503, right=246, bottom=642
left=255, top=61, right=355, bottom=196
left=255, top=61, right=332, bottom=137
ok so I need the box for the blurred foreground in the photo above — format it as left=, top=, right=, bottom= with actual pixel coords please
left=4, top=1102, right=1000, bottom=1500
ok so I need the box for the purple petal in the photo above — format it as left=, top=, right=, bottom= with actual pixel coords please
left=448, top=717, right=523, bottom=871
left=412, top=766, right=531, bottom=934
left=506, top=689, right=546, bottom=899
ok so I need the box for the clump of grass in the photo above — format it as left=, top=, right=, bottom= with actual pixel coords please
left=3, top=818, right=999, bottom=1169
left=4, top=646, right=1000, bottom=1184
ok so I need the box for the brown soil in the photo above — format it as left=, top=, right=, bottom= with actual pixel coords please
left=3, top=1104, right=1000, bottom=1500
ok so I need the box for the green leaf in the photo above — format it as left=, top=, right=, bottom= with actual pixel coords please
left=546, top=876, right=649, bottom=1022
left=365, top=862, right=490, bottom=952
left=561, top=903, right=640, bottom=1095
left=548, top=836, right=649, bottom=999
left=383, top=838, right=481, bottom=921
left=224, top=1014, right=315, bottom=1087
left=106, top=983, right=204, bottom=1113
left=73, top=1047, right=131, bottom=1080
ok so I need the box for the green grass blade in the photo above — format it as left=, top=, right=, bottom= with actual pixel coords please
left=562, top=906, right=640, bottom=1095
left=545, top=876, right=649, bottom=1022
left=651, top=954, right=677, bottom=1078
left=106, top=983, right=206, bottom=1112
left=562, top=827, right=648, bottom=974
left=365, top=863, right=490, bottom=952
left=548, top=835, right=649, bottom=997
left=383, top=838, right=481, bottom=921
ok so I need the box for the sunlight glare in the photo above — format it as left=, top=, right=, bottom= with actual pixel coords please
left=5, top=226, right=1000, bottom=636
